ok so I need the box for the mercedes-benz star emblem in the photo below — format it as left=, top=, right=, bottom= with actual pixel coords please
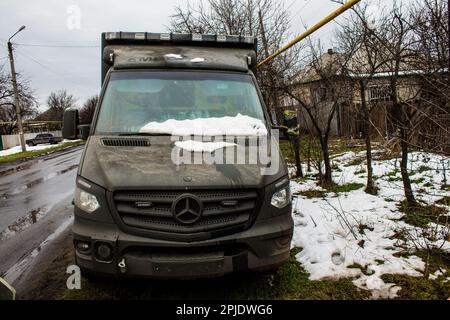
left=172, top=194, right=203, bottom=225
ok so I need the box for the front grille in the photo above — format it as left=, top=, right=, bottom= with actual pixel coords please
left=113, top=190, right=258, bottom=234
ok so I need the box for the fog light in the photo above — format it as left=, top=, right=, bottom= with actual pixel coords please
left=95, top=242, right=113, bottom=262
left=76, top=241, right=91, bottom=254
left=276, top=235, right=292, bottom=247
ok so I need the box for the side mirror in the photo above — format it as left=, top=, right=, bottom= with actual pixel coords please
left=63, top=109, right=79, bottom=140
left=0, top=277, right=16, bottom=300
left=78, top=124, right=91, bottom=141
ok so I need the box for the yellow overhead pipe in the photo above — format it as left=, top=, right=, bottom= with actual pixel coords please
left=257, top=0, right=362, bottom=67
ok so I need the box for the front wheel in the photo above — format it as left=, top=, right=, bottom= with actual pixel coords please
left=28, top=142, right=34, bottom=146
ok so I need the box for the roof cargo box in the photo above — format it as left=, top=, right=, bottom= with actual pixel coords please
left=101, top=32, right=258, bottom=84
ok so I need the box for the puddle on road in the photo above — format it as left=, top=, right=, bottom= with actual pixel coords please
left=0, top=164, right=78, bottom=198
left=0, top=207, right=50, bottom=241
left=1, top=217, right=74, bottom=284
left=0, top=162, right=35, bottom=177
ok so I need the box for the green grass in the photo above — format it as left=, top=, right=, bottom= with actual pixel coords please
left=0, top=140, right=85, bottom=163
left=436, top=196, right=450, bottom=206
left=328, top=138, right=366, bottom=155
left=326, top=183, right=364, bottom=193
left=58, top=248, right=370, bottom=300
left=423, top=182, right=434, bottom=188
left=398, top=200, right=449, bottom=228
left=354, top=168, right=366, bottom=175
left=279, top=140, right=295, bottom=163
left=385, top=170, right=399, bottom=177
left=381, top=274, right=450, bottom=300
left=417, top=165, right=432, bottom=173
left=410, top=177, right=426, bottom=184
left=347, top=263, right=375, bottom=276
left=295, top=189, right=328, bottom=199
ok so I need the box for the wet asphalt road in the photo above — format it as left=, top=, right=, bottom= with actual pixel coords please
left=0, top=146, right=83, bottom=294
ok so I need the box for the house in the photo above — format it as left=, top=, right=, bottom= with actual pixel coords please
left=281, top=48, right=431, bottom=142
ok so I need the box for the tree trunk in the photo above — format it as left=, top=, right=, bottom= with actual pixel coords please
left=320, top=136, right=332, bottom=185
left=290, top=134, right=303, bottom=178
left=399, top=121, right=418, bottom=207
left=306, top=136, right=312, bottom=172
left=359, top=81, right=376, bottom=194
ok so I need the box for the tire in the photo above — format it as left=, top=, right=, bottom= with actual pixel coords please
left=28, top=142, right=34, bottom=146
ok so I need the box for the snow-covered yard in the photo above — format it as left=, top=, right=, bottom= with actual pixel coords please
left=289, top=148, right=450, bottom=299
left=0, top=144, right=56, bottom=157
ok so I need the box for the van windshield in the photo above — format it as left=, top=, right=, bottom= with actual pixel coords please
left=95, top=71, right=267, bottom=135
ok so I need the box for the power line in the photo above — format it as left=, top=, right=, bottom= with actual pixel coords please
left=14, top=42, right=99, bottom=48
left=14, top=49, right=63, bottom=76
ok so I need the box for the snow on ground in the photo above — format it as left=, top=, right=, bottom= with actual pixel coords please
left=290, top=150, right=450, bottom=299
left=140, top=114, right=268, bottom=136
left=0, top=144, right=55, bottom=157
left=0, top=140, right=78, bottom=158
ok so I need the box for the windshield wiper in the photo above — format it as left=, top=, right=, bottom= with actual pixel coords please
left=118, top=132, right=172, bottom=137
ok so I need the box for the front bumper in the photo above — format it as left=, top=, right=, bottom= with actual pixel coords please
left=73, top=212, right=293, bottom=279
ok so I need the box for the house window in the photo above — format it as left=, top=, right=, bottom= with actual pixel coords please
left=368, top=85, right=392, bottom=101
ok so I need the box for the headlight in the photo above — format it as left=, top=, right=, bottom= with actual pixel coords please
left=271, top=187, right=291, bottom=208
left=75, top=186, right=100, bottom=213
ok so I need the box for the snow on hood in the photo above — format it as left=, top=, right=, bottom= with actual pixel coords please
left=140, top=114, right=268, bottom=136
left=175, top=140, right=236, bottom=153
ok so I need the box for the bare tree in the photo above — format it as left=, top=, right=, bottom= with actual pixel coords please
left=284, top=43, right=353, bottom=185
left=47, top=89, right=76, bottom=110
left=79, top=95, right=98, bottom=124
left=337, top=3, right=389, bottom=194
left=169, top=0, right=302, bottom=124
left=408, top=0, right=449, bottom=154
left=0, top=65, right=38, bottom=135
left=35, top=89, right=76, bottom=130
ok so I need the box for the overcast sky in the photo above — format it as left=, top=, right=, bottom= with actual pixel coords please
left=0, top=0, right=412, bottom=111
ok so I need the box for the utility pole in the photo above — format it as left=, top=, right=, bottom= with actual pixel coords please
left=7, top=25, right=26, bottom=152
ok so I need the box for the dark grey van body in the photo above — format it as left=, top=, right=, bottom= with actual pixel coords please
left=70, top=32, right=293, bottom=278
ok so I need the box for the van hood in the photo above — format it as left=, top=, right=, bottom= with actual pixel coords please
left=80, top=136, right=287, bottom=191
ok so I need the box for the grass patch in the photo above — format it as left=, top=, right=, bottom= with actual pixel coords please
left=358, top=223, right=374, bottom=235
left=58, top=248, right=370, bottom=300
left=417, top=165, right=432, bottom=173
left=410, top=177, right=426, bottom=184
left=354, top=168, right=366, bottom=175
left=326, top=183, right=364, bottom=193
left=398, top=201, right=448, bottom=228
left=0, top=141, right=85, bottom=164
left=295, top=189, right=328, bottom=199
left=328, top=138, right=366, bottom=155
left=381, top=249, right=449, bottom=300
left=387, top=176, right=402, bottom=182
left=279, top=140, right=295, bottom=163
left=436, top=196, right=450, bottom=206
left=347, top=263, right=375, bottom=276
left=381, top=274, right=450, bottom=300
left=385, top=170, right=399, bottom=177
